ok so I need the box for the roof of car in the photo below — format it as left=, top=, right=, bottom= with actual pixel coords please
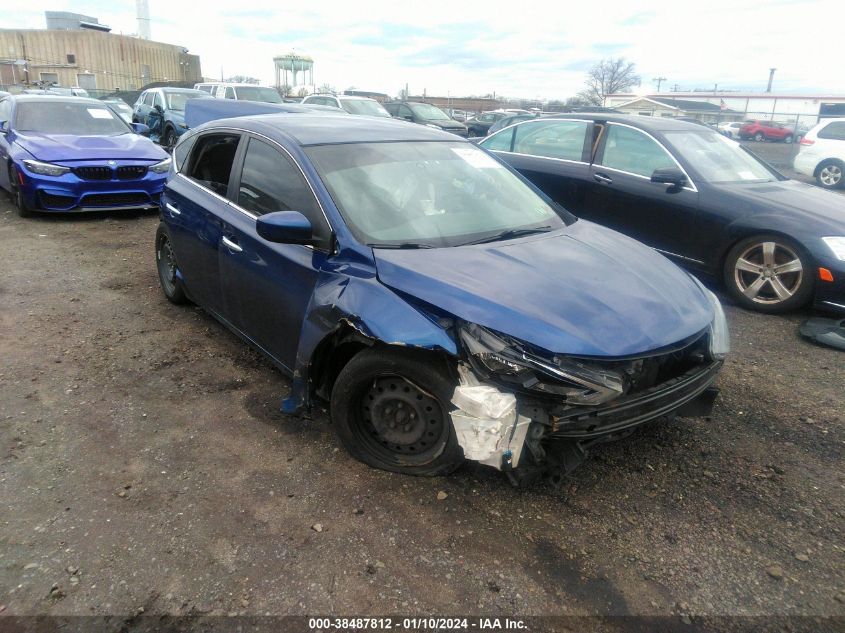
left=153, top=87, right=208, bottom=94
left=201, top=112, right=462, bottom=146
left=539, top=113, right=716, bottom=132
left=4, top=95, right=108, bottom=105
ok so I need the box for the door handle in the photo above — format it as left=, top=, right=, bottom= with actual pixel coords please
left=165, top=202, right=181, bottom=216
left=593, top=173, right=613, bottom=185
left=221, top=236, right=243, bottom=253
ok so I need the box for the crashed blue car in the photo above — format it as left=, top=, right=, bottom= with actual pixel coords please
left=156, top=112, right=728, bottom=481
left=0, top=95, right=169, bottom=216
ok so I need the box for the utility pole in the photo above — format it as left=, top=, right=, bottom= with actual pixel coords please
left=653, top=76, right=667, bottom=92
left=766, top=68, right=776, bottom=93
left=713, top=83, right=718, bottom=93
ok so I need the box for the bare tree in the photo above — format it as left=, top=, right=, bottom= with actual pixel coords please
left=225, top=75, right=260, bottom=84
left=278, top=84, right=292, bottom=97
left=579, top=58, right=640, bottom=105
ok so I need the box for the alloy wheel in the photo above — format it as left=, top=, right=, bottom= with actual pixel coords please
left=819, top=164, right=842, bottom=187
left=733, top=241, right=803, bottom=305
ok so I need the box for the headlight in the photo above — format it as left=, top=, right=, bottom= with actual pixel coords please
left=21, top=159, right=70, bottom=177
left=822, top=237, right=845, bottom=261
left=459, top=323, right=624, bottom=405
left=703, top=287, right=730, bottom=359
left=149, top=157, right=172, bottom=174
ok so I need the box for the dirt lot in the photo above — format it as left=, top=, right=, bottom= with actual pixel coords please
left=0, top=189, right=843, bottom=627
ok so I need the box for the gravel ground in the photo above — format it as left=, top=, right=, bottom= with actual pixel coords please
left=0, top=188, right=843, bottom=627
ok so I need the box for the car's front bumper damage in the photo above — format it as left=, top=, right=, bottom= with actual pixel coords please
left=450, top=328, right=723, bottom=484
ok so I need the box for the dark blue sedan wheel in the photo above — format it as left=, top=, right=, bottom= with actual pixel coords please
left=330, top=347, right=464, bottom=476
left=155, top=225, right=188, bottom=304
left=8, top=165, right=32, bottom=218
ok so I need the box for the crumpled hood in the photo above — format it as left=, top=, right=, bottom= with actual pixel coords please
left=14, top=132, right=166, bottom=163
left=374, top=221, right=714, bottom=358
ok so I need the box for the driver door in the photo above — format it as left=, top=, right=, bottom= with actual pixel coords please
left=584, top=123, right=703, bottom=263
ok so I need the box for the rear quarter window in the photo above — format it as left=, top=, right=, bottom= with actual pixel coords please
left=818, top=121, right=845, bottom=141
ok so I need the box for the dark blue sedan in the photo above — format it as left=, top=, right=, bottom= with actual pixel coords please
left=0, top=95, right=170, bottom=216
left=156, top=112, right=728, bottom=479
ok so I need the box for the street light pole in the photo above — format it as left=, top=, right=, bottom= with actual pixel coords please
left=766, top=68, right=776, bottom=93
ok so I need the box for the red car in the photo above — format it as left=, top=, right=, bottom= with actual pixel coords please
left=739, top=120, right=795, bottom=143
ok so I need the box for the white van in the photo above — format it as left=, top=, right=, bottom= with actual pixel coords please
left=193, top=82, right=282, bottom=104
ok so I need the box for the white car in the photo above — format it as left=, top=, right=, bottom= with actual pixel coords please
left=717, top=121, right=744, bottom=138
left=193, top=82, right=283, bottom=104
left=793, top=118, right=845, bottom=190
left=300, top=94, right=391, bottom=117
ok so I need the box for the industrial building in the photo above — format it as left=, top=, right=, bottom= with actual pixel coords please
left=0, top=10, right=201, bottom=93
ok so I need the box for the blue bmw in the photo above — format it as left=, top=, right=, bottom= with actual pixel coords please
left=0, top=95, right=171, bottom=216
left=156, top=112, right=728, bottom=480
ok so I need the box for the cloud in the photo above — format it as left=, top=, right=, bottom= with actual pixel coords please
left=0, top=0, right=840, bottom=100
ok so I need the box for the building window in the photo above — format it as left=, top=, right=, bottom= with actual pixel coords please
left=76, top=73, right=96, bottom=89
left=141, top=64, right=151, bottom=82
left=39, top=72, right=59, bottom=85
left=66, top=54, right=76, bottom=64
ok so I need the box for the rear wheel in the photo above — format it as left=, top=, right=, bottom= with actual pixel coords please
left=783, top=134, right=793, bottom=144
left=330, top=347, right=464, bottom=476
left=8, top=165, right=32, bottom=218
left=155, top=225, right=188, bottom=304
left=816, top=159, right=844, bottom=189
left=723, top=234, right=814, bottom=313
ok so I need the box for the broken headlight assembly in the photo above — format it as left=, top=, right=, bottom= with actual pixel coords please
left=697, top=283, right=730, bottom=360
left=459, top=323, right=625, bottom=406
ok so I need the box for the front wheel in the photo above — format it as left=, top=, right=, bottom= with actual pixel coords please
left=8, top=165, right=32, bottom=218
left=330, top=347, right=465, bottom=476
left=162, top=127, right=177, bottom=150
left=783, top=134, right=793, bottom=144
left=723, top=234, right=814, bottom=313
left=155, top=225, right=188, bottom=304
left=754, top=132, right=765, bottom=142
left=816, top=159, right=844, bottom=189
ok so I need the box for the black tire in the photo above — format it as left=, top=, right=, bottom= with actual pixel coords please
left=162, top=127, right=177, bottom=150
left=330, top=346, right=464, bottom=476
left=815, top=159, right=844, bottom=190
left=155, top=224, right=188, bottom=304
left=783, top=134, right=793, bottom=144
left=723, top=234, right=814, bottom=314
left=754, top=132, right=765, bottom=142
left=8, top=165, right=33, bottom=218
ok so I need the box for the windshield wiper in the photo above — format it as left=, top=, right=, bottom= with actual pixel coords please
left=371, top=242, right=435, bottom=249
left=458, top=226, right=553, bottom=246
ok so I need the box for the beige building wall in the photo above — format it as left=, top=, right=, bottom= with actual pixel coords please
left=0, top=29, right=201, bottom=91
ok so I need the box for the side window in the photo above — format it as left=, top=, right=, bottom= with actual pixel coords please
left=153, top=93, right=164, bottom=109
left=143, top=92, right=154, bottom=106
left=513, top=120, right=589, bottom=161
left=398, top=104, right=413, bottom=119
left=818, top=122, right=845, bottom=140
left=184, top=133, right=240, bottom=196
left=599, top=125, right=676, bottom=178
left=174, top=133, right=198, bottom=172
left=480, top=127, right=514, bottom=152
left=225, top=87, right=236, bottom=100
left=384, top=103, right=397, bottom=116
left=236, top=138, right=329, bottom=248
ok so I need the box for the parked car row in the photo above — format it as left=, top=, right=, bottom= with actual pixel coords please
left=2, top=95, right=843, bottom=482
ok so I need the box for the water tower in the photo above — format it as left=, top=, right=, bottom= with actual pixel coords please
left=273, top=52, right=313, bottom=89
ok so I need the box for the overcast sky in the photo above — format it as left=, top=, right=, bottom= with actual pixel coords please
left=2, top=0, right=841, bottom=99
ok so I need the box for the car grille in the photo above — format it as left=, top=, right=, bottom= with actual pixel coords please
left=39, top=192, right=77, bottom=209
left=117, top=166, right=148, bottom=180
left=80, top=192, right=151, bottom=207
left=73, top=166, right=113, bottom=180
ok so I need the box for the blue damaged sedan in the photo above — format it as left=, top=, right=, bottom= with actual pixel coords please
left=156, top=112, right=728, bottom=481
left=0, top=95, right=170, bottom=216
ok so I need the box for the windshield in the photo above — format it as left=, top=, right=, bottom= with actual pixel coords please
left=235, top=86, right=282, bottom=103
left=409, top=103, right=450, bottom=121
left=306, top=141, right=568, bottom=248
left=166, top=92, right=205, bottom=111
left=664, top=130, right=776, bottom=184
left=15, top=101, right=130, bottom=136
left=340, top=99, right=391, bottom=117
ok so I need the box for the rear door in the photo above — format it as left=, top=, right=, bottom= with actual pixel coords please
left=585, top=122, right=702, bottom=261
left=162, top=131, right=242, bottom=314
left=481, top=119, right=593, bottom=214
left=218, top=135, right=333, bottom=370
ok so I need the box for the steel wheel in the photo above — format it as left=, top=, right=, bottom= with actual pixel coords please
left=818, top=161, right=843, bottom=189
left=356, top=375, right=448, bottom=461
left=725, top=234, right=814, bottom=313
left=155, top=226, right=188, bottom=304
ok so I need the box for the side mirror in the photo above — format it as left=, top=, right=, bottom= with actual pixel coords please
left=402, top=115, right=415, bottom=122
left=256, top=211, right=314, bottom=245
left=132, top=122, right=151, bottom=137
left=651, top=167, right=687, bottom=188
